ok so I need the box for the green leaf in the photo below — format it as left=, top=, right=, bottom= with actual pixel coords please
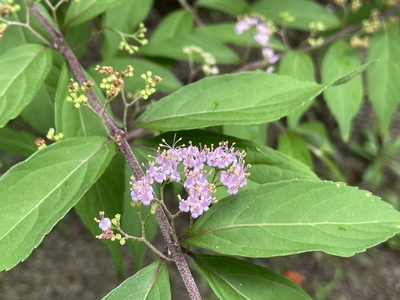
left=195, top=0, right=249, bottom=17
left=194, top=23, right=285, bottom=51
left=322, top=40, right=363, bottom=141
left=140, top=34, right=240, bottom=64
left=88, top=58, right=182, bottom=93
left=366, top=24, right=400, bottom=135
left=135, top=72, right=323, bottom=131
left=140, top=130, right=319, bottom=182
left=0, top=127, right=37, bottom=157
left=223, top=124, right=266, bottom=145
left=103, top=260, right=170, bottom=300
left=75, top=153, right=125, bottom=276
left=55, top=63, right=107, bottom=138
left=64, top=0, right=128, bottom=28
left=122, top=148, right=158, bottom=270
left=295, top=121, right=335, bottom=155
left=277, top=51, right=315, bottom=128
left=277, top=132, right=312, bottom=169
left=102, top=0, right=153, bottom=59
left=0, top=44, right=52, bottom=128
left=150, top=9, right=194, bottom=45
left=183, top=180, right=400, bottom=257
left=0, top=136, right=115, bottom=271
left=251, top=0, right=340, bottom=31
left=192, top=254, right=311, bottom=300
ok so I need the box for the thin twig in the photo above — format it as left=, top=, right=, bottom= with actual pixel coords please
left=30, top=4, right=202, bottom=299
left=177, top=0, right=204, bottom=26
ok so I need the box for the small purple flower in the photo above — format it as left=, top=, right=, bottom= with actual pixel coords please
left=266, top=66, right=275, bottom=73
left=131, top=177, right=154, bottom=205
left=254, top=32, right=269, bottom=46
left=235, top=17, right=258, bottom=35
left=99, top=217, right=111, bottom=231
left=207, top=141, right=237, bottom=169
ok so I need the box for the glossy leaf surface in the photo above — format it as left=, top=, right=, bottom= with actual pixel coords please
left=183, top=180, right=400, bottom=258
left=0, top=137, right=115, bottom=271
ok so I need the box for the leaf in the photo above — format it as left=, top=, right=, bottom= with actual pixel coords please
left=322, top=40, right=363, bottom=141
left=183, top=180, right=400, bottom=258
left=75, top=153, right=125, bottom=276
left=103, top=260, right=170, bottom=300
left=0, top=127, right=37, bottom=157
left=102, top=0, right=153, bottom=59
left=139, top=34, right=240, bottom=64
left=0, top=44, right=52, bottom=128
left=295, top=121, right=335, bottom=155
left=277, top=132, right=312, bottom=169
left=195, top=0, right=249, bottom=17
left=192, top=254, right=312, bottom=300
left=0, top=136, right=115, bottom=271
left=366, top=23, right=400, bottom=135
left=251, top=0, right=340, bottom=31
left=222, top=124, right=266, bottom=145
left=150, top=9, right=194, bottom=45
left=88, top=58, right=182, bottom=93
left=139, top=129, right=319, bottom=183
left=194, top=23, right=285, bottom=51
left=122, top=148, right=158, bottom=270
left=64, top=0, right=128, bottom=28
left=277, top=51, right=315, bottom=128
left=55, top=63, right=107, bottom=138
left=135, top=72, right=323, bottom=131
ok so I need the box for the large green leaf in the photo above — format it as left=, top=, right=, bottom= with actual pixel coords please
left=251, top=0, right=340, bottom=30
left=195, top=0, right=249, bottom=17
left=64, top=0, right=128, bottom=28
left=0, top=127, right=37, bottom=157
left=194, top=23, right=285, bottom=51
left=0, top=44, right=52, bottom=128
left=366, top=24, right=400, bottom=135
left=192, top=254, right=311, bottom=300
left=135, top=72, right=323, bottom=131
left=277, top=51, right=315, bottom=128
left=102, top=0, right=153, bottom=59
left=140, top=130, right=319, bottom=183
left=139, top=34, right=240, bottom=64
left=88, top=58, right=182, bottom=93
left=0, top=136, right=115, bottom=271
left=75, top=153, right=125, bottom=276
left=183, top=180, right=400, bottom=257
left=322, top=40, right=363, bottom=141
left=103, top=260, right=170, bottom=300
left=150, top=9, right=194, bottom=45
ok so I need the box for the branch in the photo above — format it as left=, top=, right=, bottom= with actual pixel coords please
left=30, top=4, right=202, bottom=299
left=177, top=0, right=204, bottom=26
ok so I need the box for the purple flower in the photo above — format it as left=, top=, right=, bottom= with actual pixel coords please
left=235, top=17, right=258, bottom=35
left=99, top=217, right=111, bottom=231
left=207, top=141, right=237, bottom=169
left=262, top=48, right=280, bottom=64
left=220, top=159, right=249, bottom=195
left=131, top=177, right=154, bottom=205
left=254, top=32, right=269, bottom=46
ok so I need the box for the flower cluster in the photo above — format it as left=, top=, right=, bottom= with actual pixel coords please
left=182, top=45, right=219, bottom=76
left=130, top=139, right=250, bottom=218
left=140, top=71, right=163, bottom=100
left=117, top=23, right=148, bottom=54
left=66, top=79, right=93, bottom=108
left=46, top=128, right=64, bottom=142
left=96, top=65, right=134, bottom=100
left=235, top=15, right=280, bottom=72
left=0, top=0, right=21, bottom=17
left=95, top=212, right=126, bottom=245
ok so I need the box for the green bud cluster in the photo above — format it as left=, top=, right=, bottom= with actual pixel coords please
left=0, top=0, right=21, bottom=16
left=0, top=23, right=7, bottom=38
left=66, top=79, right=93, bottom=108
left=117, top=23, right=148, bottom=54
left=182, top=45, right=219, bottom=76
left=279, top=11, right=295, bottom=23
left=96, top=65, right=134, bottom=100
left=309, top=21, right=325, bottom=31
left=140, top=71, right=162, bottom=100
left=46, top=128, right=64, bottom=142
left=362, top=9, right=382, bottom=34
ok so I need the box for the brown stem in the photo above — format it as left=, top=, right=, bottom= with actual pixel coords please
left=30, top=4, right=201, bottom=300
left=177, top=0, right=204, bottom=26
